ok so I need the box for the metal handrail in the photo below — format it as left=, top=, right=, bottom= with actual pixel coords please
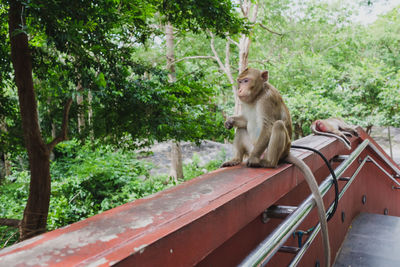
left=288, top=153, right=400, bottom=266
left=288, top=156, right=369, bottom=266
left=368, top=141, right=400, bottom=176
left=238, top=140, right=370, bottom=267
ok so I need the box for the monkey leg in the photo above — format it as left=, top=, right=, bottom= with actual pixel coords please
left=331, top=129, right=351, bottom=145
left=221, top=128, right=252, bottom=167
left=340, top=127, right=359, bottom=137
left=260, top=120, right=291, bottom=168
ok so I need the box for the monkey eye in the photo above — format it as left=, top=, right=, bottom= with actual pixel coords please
left=239, top=78, right=249, bottom=83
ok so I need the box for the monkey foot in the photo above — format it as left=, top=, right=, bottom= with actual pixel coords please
left=246, top=162, right=261, bottom=168
left=259, top=159, right=277, bottom=168
left=221, top=159, right=241, bottom=167
left=247, top=158, right=277, bottom=168
left=246, top=157, right=262, bottom=168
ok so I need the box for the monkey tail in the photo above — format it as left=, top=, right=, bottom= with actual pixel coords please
left=286, top=153, right=331, bottom=267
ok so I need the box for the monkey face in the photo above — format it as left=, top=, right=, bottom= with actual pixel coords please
left=237, top=68, right=268, bottom=103
left=237, top=77, right=253, bottom=102
left=315, top=120, right=328, bottom=132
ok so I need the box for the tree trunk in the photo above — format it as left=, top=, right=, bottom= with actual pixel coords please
left=388, top=126, right=393, bottom=159
left=76, top=81, right=85, bottom=133
left=0, top=218, right=20, bottom=227
left=9, top=0, right=72, bottom=241
left=165, top=21, right=183, bottom=181
left=169, top=142, right=183, bottom=182
left=88, top=90, right=93, bottom=127
left=366, top=125, right=373, bottom=135
left=9, top=0, right=51, bottom=240
left=236, top=0, right=259, bottom=115
left=88, top=90, right=94, bottom=140
left=165, top=22, right=176, bottom=83
left=0, top=122, right=12, bottom=178
left=46, top=98, right=56, bottom=161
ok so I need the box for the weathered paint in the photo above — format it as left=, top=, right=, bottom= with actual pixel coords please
left=1, top=129, right=398, bottom=266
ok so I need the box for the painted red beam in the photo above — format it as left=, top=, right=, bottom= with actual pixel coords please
left=0, top=134, right=353, bottom=266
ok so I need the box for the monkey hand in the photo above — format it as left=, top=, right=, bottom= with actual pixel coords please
left=224, top=117, right=234, bottom=129
left=221, top=158, right=242, bottom=167
left=246, top=156, right=262, bottom=167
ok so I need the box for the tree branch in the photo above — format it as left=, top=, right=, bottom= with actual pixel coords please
left=249, top=2, right=259, bottom=23
left=227, top=36, right=239, bottom=48
left=321, top=43, right=340, bottom=53
left=258, top=23, right=283, bottom=36
left=0, top=218, right=20, bottom=227
left=224, top=39, right=234, bottom=84
left=240, top=1, right=246, bottom=16
left=208, top=32, right=225, bottom=71
left=167, top=56, right=216, bottom=68
left=249, top=59, right=274, bottom=67
left=47, top=98, right=73, bottom=152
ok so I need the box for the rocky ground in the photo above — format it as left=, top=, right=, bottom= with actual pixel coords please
left=138, top=140, right=234, bottom=177
left=140, top=127, right=400, bottom=177
left=370, top=126, right=400, bottom=164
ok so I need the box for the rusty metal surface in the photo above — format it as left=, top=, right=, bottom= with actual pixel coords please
left=0, top=134, right=342, bottom=267
left=2, top=130, right=398, bottom=267
left=199, top=129, right=400, bottom=267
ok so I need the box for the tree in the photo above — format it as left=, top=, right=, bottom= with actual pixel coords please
left=165, top=22, right=183, bottom=181
left=8, top=0, right=73, bottom=240
left=168, top=0, right=258, bottom=116
left=158, top=0, right=244, bottom=180
left=4, top=0, right=243, bottom=241
left=6, top=0, right=156, bottom=240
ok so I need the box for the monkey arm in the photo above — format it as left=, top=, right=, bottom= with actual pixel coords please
left=224, top=115, right=247, bottom=129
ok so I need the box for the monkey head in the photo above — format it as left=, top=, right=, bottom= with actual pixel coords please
left=314, top=120, right=328, bottom=132
left=237, top=68, right=269, bottom=103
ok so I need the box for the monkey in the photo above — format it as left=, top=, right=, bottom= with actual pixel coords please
left=311, top=118, right=358, bottom=150
left=221, top=68, right=331, bottom=267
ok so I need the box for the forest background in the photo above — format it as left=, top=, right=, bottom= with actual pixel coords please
left=1, top=0, right=400, bottom=247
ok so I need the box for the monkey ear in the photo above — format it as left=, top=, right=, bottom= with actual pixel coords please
left=261, top=71, right=269, bottom=81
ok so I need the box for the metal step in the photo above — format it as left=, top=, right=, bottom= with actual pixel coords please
left=334, top=213, right=400, bottom=267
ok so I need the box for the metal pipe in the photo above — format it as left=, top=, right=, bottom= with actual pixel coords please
left=366, top=156, right=400, bottom=187
left=368, top=141, right=400, bottom=176
left=289, top=151, right=400, bottom=266
left=288, top=156, right=369, bottom=267
left=279, top=246, right=300, bottom=254
left=264, top=205, right=298, bottom=219
left=238, top=140, right=370, bottom=267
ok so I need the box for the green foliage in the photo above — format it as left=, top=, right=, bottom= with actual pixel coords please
left=0, top=170, right=29, bottom=247
left=0, top=140, right=225, bottom=246
left=160, top=0, right=244, bottom=36
left=182, top=149, right=227, bottom=181
left=2, top=0, right=400, bottom=249
left=93, top=67, right=229, bottom=147
left=285, top=91, right=345, bottom=137
left=48, top=140, right=165, bottom=228
left=378, top=71, right=400, bottom=127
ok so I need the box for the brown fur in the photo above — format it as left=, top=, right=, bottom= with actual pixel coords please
left=311, top=118, right=358, bottom=150
left=222, top=68, right=292, bottom=167
left=222, top=68, right=331, bottom=267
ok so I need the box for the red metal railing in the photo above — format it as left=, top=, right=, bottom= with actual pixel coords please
left=1, top=129, right=399, bottom=267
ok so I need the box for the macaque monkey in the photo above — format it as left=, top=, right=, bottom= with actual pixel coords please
left=222, top=68, right=331, bottom=267
left=311, top=118, right=358, bottom=150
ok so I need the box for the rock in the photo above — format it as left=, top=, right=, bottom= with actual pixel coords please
left=370, top=126, right=400, bottom=164
left=140, top=140, right=234, bottom=177
left=139, top=127, right=400, bottom=178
